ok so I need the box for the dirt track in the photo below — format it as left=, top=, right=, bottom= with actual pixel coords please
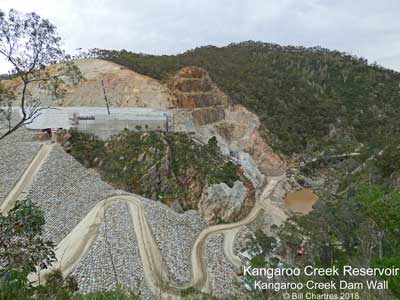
left=6, top=143, right=286, bottom=299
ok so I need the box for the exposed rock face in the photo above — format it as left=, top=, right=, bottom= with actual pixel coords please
left=3, top=59, right=175, bottom=108
left=247, top=129, right=285, bottom=177
left=169, top=67, right=229, bottom=108
left=236, top=151, right=265, bottom=190
left=190, top=105, right=286, bottom=182
left=136, top=135, right=205, bottom=211
left=192, top=108, right=225, bottom=126
left=222, top=105, right=286, bottom=176
left=171, top=199, right=184, bottom=213
left=199, top=181, right=249, bottom=224
left=138, top=138, right=180, bottom=201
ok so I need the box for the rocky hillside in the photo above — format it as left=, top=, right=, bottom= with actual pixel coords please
left=65, top=130, right=255, bottom=224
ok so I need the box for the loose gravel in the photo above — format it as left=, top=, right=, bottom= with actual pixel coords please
left=0, top=129, right=41, bottom=204
left=27, top=145, right=120, bottom=243
left=3, top=138, right=235, bottom=297
left=25, top=145, right=209, bottom=293
left=142, top=198, right=207, bottom=284
left=72, top=201, right=154, bottom=299
left=205, top=233, right=241, bottom=297
left=234, top=225, right=254, bottom=256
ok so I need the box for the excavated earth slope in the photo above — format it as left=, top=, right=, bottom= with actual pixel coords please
left=3, top=59, right=175, bottom=108
left=169, top=66, right=229, bottom=108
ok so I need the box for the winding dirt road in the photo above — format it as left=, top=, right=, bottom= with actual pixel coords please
left=6, top=143, right=286, bottom=299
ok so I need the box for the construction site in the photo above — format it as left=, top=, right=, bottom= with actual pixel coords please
left=18, top=107, right=174, bottom=139
left=0, top=59, right=293, bottom=300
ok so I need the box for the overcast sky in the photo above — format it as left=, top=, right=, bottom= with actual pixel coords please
left=1, top=0, right=400, bottom=74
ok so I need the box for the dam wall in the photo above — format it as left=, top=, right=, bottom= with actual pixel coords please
left=14, top=107, right=173, bottom=139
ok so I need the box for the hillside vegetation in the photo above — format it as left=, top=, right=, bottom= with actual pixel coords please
left=88, top=42, right=400, bottom=299
left=91, top=42, right=400, bottom=157
left=65, top=130, right=251, bottom=217
left=275, top=147, right=400, bottom=299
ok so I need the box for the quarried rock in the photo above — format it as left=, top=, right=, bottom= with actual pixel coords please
left=199, top=181, right=248, bottom=224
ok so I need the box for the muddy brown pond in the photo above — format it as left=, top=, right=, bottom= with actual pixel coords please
left=284, top=189, right=318, bottom=214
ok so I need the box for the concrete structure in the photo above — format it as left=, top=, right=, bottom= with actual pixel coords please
left=12, top=107, right=173, bottom=139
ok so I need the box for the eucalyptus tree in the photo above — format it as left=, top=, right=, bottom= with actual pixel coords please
left=0, top=9, right=82, bottom=140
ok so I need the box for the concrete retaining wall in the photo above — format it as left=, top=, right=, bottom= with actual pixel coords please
left=76, top=116, right=168, bottom=139
left=8, top=106, right=174, bottom=139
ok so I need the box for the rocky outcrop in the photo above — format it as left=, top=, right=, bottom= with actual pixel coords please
left=138, top=137, right=205, bottom=211
left=169, top=67, right=229, bottom=108
left=199, top=181, right=252, bottom=224
left=192, top=105, right=286, bottom=180
left=236, top=151, right=265, bottom=190
left=138, top=136, right=180, bottom=202
left=222, top=105, right=286, bottom=176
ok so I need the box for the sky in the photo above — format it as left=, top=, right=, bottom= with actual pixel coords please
left=0, top=0, right=400, bottom=73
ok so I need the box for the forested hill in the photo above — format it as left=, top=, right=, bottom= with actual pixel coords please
left=93, top=41, right=400, bottom=156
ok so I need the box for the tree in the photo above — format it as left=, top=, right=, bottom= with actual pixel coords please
left=0, top=82, right=14, bottom=130
left=0, top=9, right=82, bottom=140
left=355, top=185, right=400, bottom=259
left=0, top=199, right=55, bottom=276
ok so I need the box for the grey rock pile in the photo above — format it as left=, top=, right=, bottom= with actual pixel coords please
left=199, top=181, right=248, bottom=223
left=233, top=226, right=254, bottom=256
left=0, top=128, right=41, bottom=204
left=72, top=202, right=154, bottom=299
left=2, top=137, right=242, bottom=297
left=142, top=198, right=207, bottom=283
left=27, top=145, right=120, bottom=243
left=236, top=151, right=265, bottom=190
left=205, top=234, right=241, bottom=297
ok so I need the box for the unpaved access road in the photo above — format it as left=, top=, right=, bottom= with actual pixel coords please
left=5, top=143, right=286, bottom=300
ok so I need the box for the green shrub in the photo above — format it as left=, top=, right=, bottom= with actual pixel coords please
left=207, top=161, right=240, bottom=187
left=372, top=257, right=400, bottom=298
